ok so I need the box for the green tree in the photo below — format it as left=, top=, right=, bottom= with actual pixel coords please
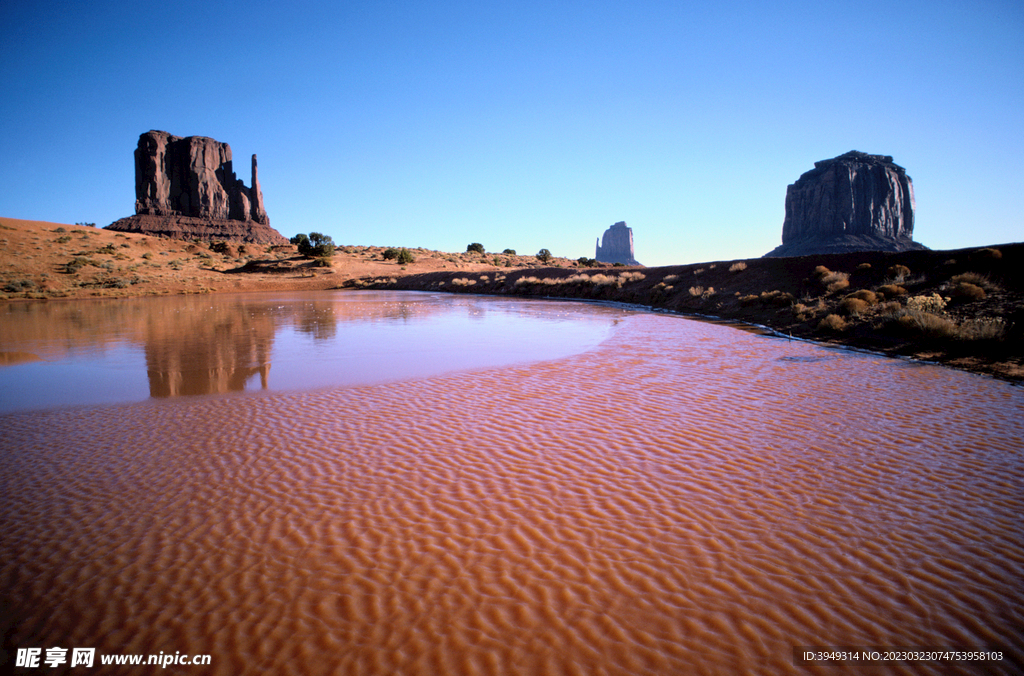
left=382, top=247, right=399, bottom=260
left=502, top=248, right=516, bottom=255
left=396, top=248, right=415, bottom=264
left=299, top=232, right=335, bottom=258
left=467, top=242, right=485, bottom=254
left=536, top=248, right=553, bottom=263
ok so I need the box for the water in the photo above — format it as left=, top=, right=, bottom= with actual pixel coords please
left=1, top=292, right=1022, bottom=675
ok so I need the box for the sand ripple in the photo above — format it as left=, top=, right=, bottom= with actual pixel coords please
left=2, top=312, right=1022, bottom=675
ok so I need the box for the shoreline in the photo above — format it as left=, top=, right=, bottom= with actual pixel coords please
left=2, top=216, right=1021, bottom=383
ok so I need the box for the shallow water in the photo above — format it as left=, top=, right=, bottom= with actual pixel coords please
left=0, top=291, right=624, bottom=412
left=1, top=292, right=1022, bottom=675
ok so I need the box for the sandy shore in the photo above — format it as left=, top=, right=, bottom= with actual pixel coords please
left=2, top=216, right=1021, bottom=382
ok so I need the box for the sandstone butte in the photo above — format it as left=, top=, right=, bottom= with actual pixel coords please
left=106, top=130, right=287, bottom=244
left=595, top=221, right=641, bottom=266
left=765, top=150, right=928, bottom=258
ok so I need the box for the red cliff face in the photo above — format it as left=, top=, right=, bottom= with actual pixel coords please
left=766, top=151, right=926, bottom=258
left=108, top=131, right=284, bottom=244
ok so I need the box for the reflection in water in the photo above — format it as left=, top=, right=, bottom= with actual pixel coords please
left=144, top=302, right=276, bottom=397
left=0, top=292, right=624, bottom=412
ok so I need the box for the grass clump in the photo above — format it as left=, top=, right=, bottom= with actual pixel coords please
left=845, top=289, right=877, bottom=304
left=729, top=261, right=747, bottom=273
left=839, top=297, right=870, bottom=316
left=876, top=284, right=906, bottom=299
left=949, top=282, right=985, bottom=302
left=818, top=314, right=847, bottom=332
left=886, top=264, right=911, bottom=282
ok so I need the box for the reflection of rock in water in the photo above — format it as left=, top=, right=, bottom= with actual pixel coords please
left=144, top=304, right=277, bottom=397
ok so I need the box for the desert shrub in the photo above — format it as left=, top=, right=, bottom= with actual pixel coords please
left=813, top=265, right=832, bottom=278
left=876, top=284, right=906, bottom=299
left=312, top=257, right=332, bottom=268
left=974, top=247, right=1002, bottom=260
left=302, top=232, right=334, bottom=258
left=845, top=289, right=877, bottom=304
left=577, top=257, right=598, bottom=267
left=536, top=248, right=553, bottom=263
left=950, top=272, right=999, bottom=292
left=613, top=262, right=625, bottom=267
left=956, top=318, right=1006, bottom=341
left=689, top=286, right=715, bottom=298
left=949, top=282, right=985, bottom=301
left=54, top=227, right=66, bottom=233
left=818, top=314, right=847, bottom=332
left=95, top=244, right=118, bottom=255
left=619, top=271, right=645, bottom=283
left=467, top=242, right=485, bottom=254
left=839, top=297, right=869, bottom=315
left=887, top=264, right=911, bottom=281
left=63, top=257, right=93, bottom=273
left=382, top=247, right=399, bottom=260
left=729, top=261, right=747, bottom=273
left=739, top=294, right=759, bottom=306
left=896, top=310, right=957, bottom=339
left=822, top=271, right=850, bottom=293
left=55, top=235, right=72, bottom=244
left=502, top=248, right=516, bottom=255
left=855, top=262, right=872, bottom=271
left=396, top=248, right=415, bottom=264
left=3, top=279, right=36, bottom=292
left=210, top=241, right=230, bottom=254
left=664, top=275, right=679, bottom=283
left=907, top=293, right=947, bottom=313
left=758, top=290, right=794, bottom=306
left=290, top=233, right=308, bottom=246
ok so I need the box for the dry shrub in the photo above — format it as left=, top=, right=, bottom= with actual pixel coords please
left=619, top=271, right=646, bottom=283
left=876, top=284, right=906, bottom=299
left=818, top=314, right=847, bottom=332
left=887, top=264, right=911, bottom=281
left=813, top=265, right=831, bottom=278
left=689, top=286, right=715, bottom=298
left=897, top=310, right=958, bottom=339
left=907, top=293, right=947, bottom=313
left=950, top=272, right=999, bottom=292
left=949, top=282, right=985, bottom=302
left=826, top=277, right=850, bottom=293
left=664, top=274, right=679, bottom=283
left=974, top=247, right=1002, bottom=260
left=817, top=270, right=849, bottom=292
left=957, top=318, right=1006, bottom=341
left=845, top=289, right=877, bottom=304
left=839, top=297, right=869, bottom=315
left=855, top=262, right=872, bottom=271
left=760, top=290, right=795, bottom=306
left=739, top=294, right=759, bottom=306
left=729, top=261, right=747, bottom=273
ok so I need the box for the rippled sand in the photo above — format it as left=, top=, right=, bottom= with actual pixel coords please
left=2, top=313, right=1022, bottom=675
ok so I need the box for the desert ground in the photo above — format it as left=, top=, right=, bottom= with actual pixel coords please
left=2, top=216, right=1021, bottom=381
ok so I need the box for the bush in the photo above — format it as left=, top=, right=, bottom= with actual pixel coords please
left=845, top=289, right=877, bottom=304
left=3, top=279, right=36, bottom=292
left=887, top=264, right=911, bottom=281
left=950, top=272, right=999, bottom=292
left=839, top=297, right=869, bottom=315
left=396, top=248, right=415, bottom=264
left=467, top=243, right=485, bottom=254
left=974, top=247, right=1002, bottom=260
left=813, top=265, right=832, bottom=278
left=382, top=247, right=399, bottom=260
left=290, top=233, right=308, bottom=246
left=729, top=261, right=747, bottom=273
left=818, top=314, right=847, bottom=332
left=304, top=232, right=334, bottom=258
left=502, top=248, right=516, bottom=255
left=536, top=248, right=552, bottom=263
left=876, top=284, right=906, bottom=299
left=577, top=257, right=598, bottom=267
left=949, top=282, right=985, bottom=302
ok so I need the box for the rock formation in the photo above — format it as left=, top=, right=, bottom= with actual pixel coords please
left=595, top=221, right=641, bottom=266
left=107, top=131, right=286, bottom=244
left=764, top=151, right=927, bottom=257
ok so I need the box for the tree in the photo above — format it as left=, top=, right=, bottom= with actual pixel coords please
left=396, top=248, right=415, bottom=264
left=296, top=232, right=334, bottom=258
left=502, top=248, right=516, bottom=255
left=467, top=243, right=485, bottom=254
left=536, top=248, right=552, bottom=263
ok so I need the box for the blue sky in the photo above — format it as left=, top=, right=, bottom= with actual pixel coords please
left=1, top=0, right=1020, bottom=267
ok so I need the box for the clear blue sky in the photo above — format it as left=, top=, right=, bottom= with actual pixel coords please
left=1, top=0, right=1020, bottom=266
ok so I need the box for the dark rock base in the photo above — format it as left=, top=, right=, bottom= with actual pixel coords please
left=764, top=234, right=929, bottom=258
left=106, top=214, right=288, bottom=245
